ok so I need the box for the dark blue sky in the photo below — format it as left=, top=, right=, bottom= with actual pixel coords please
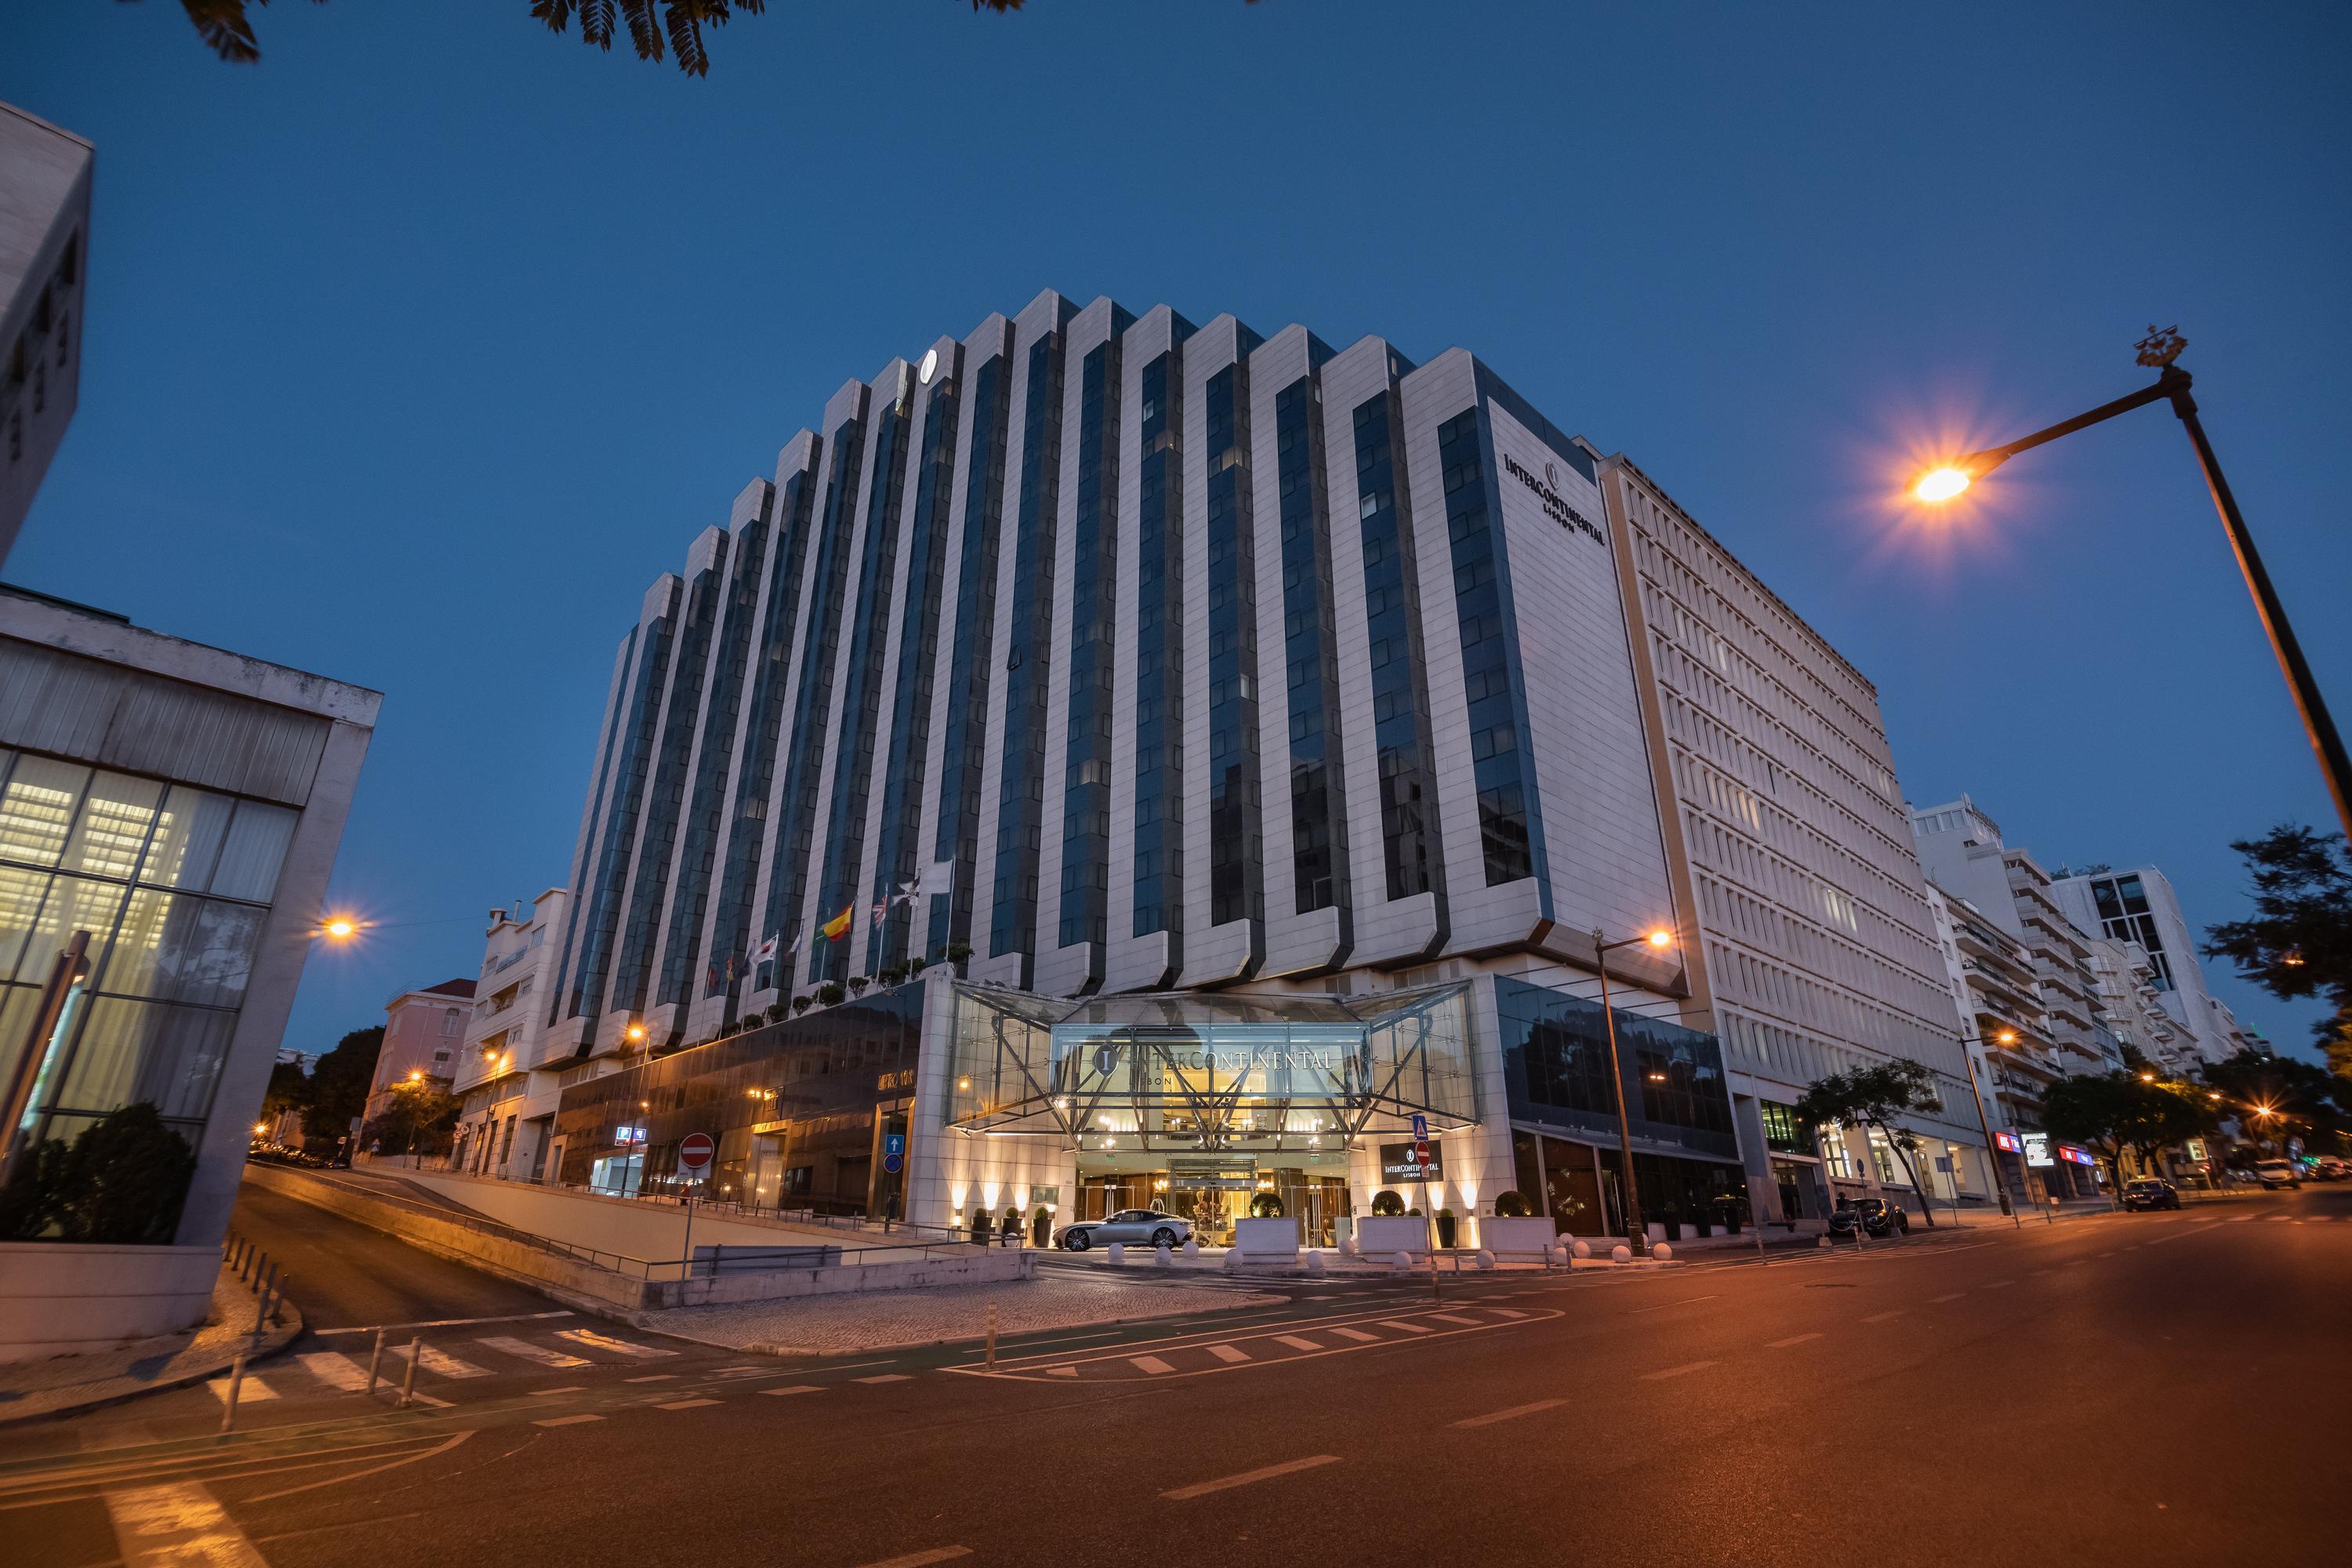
left=5, top=2, right=2346, bottom=1060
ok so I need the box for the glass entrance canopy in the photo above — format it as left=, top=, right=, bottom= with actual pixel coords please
left=943, top=981, right=1475, bottom=1153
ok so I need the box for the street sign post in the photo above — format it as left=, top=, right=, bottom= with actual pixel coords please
left=677, top=1132, right=715, bottom=1276
left=1409, top=1113, right=1439, bottom=1303
left=883, top=1132, right=904, bottom=1174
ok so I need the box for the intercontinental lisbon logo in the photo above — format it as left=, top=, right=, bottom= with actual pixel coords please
left=1503, top=452, right=1605, bottom=545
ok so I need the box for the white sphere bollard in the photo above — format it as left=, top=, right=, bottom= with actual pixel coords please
left=1305, top=1250, right=1327, bottom=1276
left=1338, top=1236, right=1359, bottom=1258
left=1224, top=1247, right=1244, bottom=1272
left=1392, top=1249, right=1414, bottom=1273
left=1155, top=1240, right=1173, bottom=1268
left=1475, top=1248, right=1497, bottom=1271
left=1571, top=1239, right=1592, bottom=1259
left=1610, top=1243, right=1632, bottom=1265
left=1652, top=1242, right=1673, bottom=1262
left=1181, top=1236, right=1200, bottom=1259
left=1105, top=1242, right=1125, bottom=1266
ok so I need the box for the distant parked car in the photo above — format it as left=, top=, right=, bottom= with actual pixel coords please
left=2121, top=1178, right=2181, bottom=1211
left=1827, top=1197, right=1910, bottom=1238
left=2255, top=1159, right=2302, bottom=1190
left=1056, top=1210, right=1192, bottom=1250
left=2310, top=1156, right=2347, bottom=1182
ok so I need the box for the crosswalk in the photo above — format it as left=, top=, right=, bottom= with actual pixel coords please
left=207, top=1326, right=680, bottom=1406
left=973, top=1302, right=1557, bottom=1383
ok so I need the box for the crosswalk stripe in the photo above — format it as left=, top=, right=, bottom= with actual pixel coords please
left=1129, top=1356, right=1175, bottom=1375
left=1377, top=1319, right=1432, bottom=1334
left=854, top=1374, right=911, bottom=1384
left=1329, top=1327, right=1379, bottom=1342
left=760, top=1385, right=822, bottom=1397
left=533, top=1414, right=603, bottom=1427
left=106, top=1479, right=269, bottom=1568
left=1044, top=1367, right=1077, bottom=1377
left=477, top=1335, right=590, bottom=1369
left=556, top=1329, right=675, bottom=1359
left=296, top=1352, right=371, bottom=1391
left=1274, top=1335, right=1322, bottom=1352
left=205, top=1374, right=277, bottom=1404
left=390, top=1343, right=491, bottom=1379
left=658, top=1398, right=720, bottom=1410
left=1428, top=1313, right=1483, bottom=1327
left=1488, top=1308, right=1526, bottom=1319
left=1206, top=1344, right=1250, bottom=1363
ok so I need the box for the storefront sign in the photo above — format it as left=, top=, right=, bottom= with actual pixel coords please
left=1991, top=1131, right=2022, bottom=1154
left=615, top=1124, right=647, bottom=1147
left=2058, top=1144, right=2096, bottom=1167
left=1380, top=1141, right=1443, bottom=1183
left=1502, top=452, right=1606, bottom=544
left=2023, top=1133, right=2054, bottom=1168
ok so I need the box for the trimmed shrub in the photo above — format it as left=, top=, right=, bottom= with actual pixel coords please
left=1370, top=1189, right=1406, bottom=1217
left=1494, top=1189, right=1535, bottom=1218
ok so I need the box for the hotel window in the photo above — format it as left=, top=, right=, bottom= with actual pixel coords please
left=1351, top=390, right=1438, bottom=900
left=1057, top=339, right=1120, bottom=949
left=1203, top=363, right=1262, bottom=929
left=1131, top=351, right=1184, bottom=938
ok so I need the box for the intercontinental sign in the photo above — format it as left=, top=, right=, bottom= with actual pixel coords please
left=1504, top=452, right=1606, bottom=545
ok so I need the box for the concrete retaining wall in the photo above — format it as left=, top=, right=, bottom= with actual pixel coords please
left=0, top=1241, right=221, bottom=1363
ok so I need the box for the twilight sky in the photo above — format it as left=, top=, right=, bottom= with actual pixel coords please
left=4, top=2, right=2346, bottom=1060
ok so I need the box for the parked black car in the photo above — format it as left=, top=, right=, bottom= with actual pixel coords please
left=2120, top=1178, right=2181, bottom=1211
left=1827, top=1197, right=1910, bottom=1238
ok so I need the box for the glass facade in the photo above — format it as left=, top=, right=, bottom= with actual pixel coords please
left=1130, top=351, right=1183, bottom=939
left=988, top=335, right=1065, bottom=978
left=930, top=355, right=1009, bottom=960
left=0, top=750, right=296, bottom=1153
left=706, top=464, right=818, bottom=1007
left=1350, top=390, right=1439, bottom=900
left=1436, top=407, right=1538, bottom=885
left=871, top=372, right=960, bottom=972
left=1494, top=975, right=1738, bottom=1163
left=763, top=415, right=866, bottom=996
left=1203, top=363, right=1263, bottom=930
left=2090, top=874, right=2172, bottom=989
left=1057, top=340, right=1120, bottom=953
left=562, top=594, right=677, bottom=1019
left=1274, top=376, right=1345, bottom=916
left=659, top=490, right=770, bottom=1007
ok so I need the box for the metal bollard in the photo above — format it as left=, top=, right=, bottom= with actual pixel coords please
left=365, top=1327, right=386, bottom=1395
left=397, top=1338, right=420, bottom=1408
left=985, top=1301, right=998, bottom=1370
left=218, top=1351, right=247, bottom=1435
left=269, top=1272, right=289, bottom=1327
left=252, top=1264, right=276, bottom=1333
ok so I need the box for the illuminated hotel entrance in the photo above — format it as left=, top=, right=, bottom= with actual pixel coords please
left=946, top=981, right=1475, bottom=1245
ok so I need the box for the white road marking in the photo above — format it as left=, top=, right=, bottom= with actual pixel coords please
left=1453, top=1398, right=1566, bottom=1428
left=390, top=1343, right=491, bottom=1379
left=556, top=1329, right=675, bottom=1359
left=854, top=1374, right=912, bottom=1385
left=623, top=1374, right=677, bottom=1384
left=1929, top=1292, right=1965, bottom=1304
left=1487, top=1308, right=1527, bottom=1319
left=1329, top=1327, right=1380, bottom=1342
left=1629, top=1294, right=1721, bottom=1314
left=1162, top=1454, right=1343, bottom=1501
left=657, top=1398, right=720, bottom=1410
left=206, top=1374, right=277, bottom=1403
left=532, top=1414, right=604, bottom=1427
left=1129, top=1356, right=1176, bottom=1375
left=852, top=1548, right=971, bottom=1568
left=1274, top=1335, right=1323, bottom=1352
left=1861, top=1311, right=1905, bottom=1324
left=1766, top=1334, right=1821, bottom=1349
left=528, top=1385, right=587, bottom=1396
left=296, top=1352, right=371, bottom=1391
left=105, top=1479, right=269, bottom=1568
left=477, top=1335, right=590, bottom=1369
left=1206, top=1344, right=1250, bottom=1363
left=1044, top=1367, right=1077, bottom=1377
left=1641, top=1360, right=1718, bottom=1381
left=1428, top=1312, right=1483, bottom=1327
left=1377, top=1319, right=1432, bottom=1334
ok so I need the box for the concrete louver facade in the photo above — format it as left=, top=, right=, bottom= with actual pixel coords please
left=536, top=289, right=1984, bottom=1221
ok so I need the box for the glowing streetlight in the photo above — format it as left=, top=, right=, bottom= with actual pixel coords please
left=1646, top=928, right=1675, bottom=949
left=1592, top=925, right=1684, bottom=1257
left=1995, top=1029, right=2019, bottom=1045
left=318, top=916, right=358, bottom=941
left=254, top=1121, right=270, bottom=1135
left=1912, top=466, right=1972, bottom=503
left=2138, top=1072, right=2157, bottom=1083
left=625, top=1023, right=646, bottom=1044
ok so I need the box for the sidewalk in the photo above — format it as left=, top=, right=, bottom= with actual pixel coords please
left=0, top=1265, right=303, bottom=1427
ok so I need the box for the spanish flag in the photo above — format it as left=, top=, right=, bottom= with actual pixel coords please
left=819, top=903, right=854, bottom=942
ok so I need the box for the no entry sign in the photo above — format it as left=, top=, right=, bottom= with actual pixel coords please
left=677, top=1131, right=715, bottom=1178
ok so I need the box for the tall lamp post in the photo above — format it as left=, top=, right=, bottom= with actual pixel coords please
left=1958, top=1030, right=2022, bottom=1229
left=1911, top=327, right=2351, bottom=840
left=1594, top=926, right=1676, bottom=1258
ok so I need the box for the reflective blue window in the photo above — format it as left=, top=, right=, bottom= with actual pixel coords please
left=552, top=622, right=640, bottom=1026
left=1275, top=377, right=1345, bottom=916
left=1131, top=351, right=1182, bottom=938
left=1351, top=390, right=1439, bottom=900
left=928, top=355, right=1009, bottom=960
left=1203, top=364, right=1262, bottom=929
left=1436, top=407, right=1537, bottom=885
left=564, top=596, right=678, bottom=1019
left=1057, top=340, right=1120, bottom=953
left=988, top=336, right=1064, bottom=976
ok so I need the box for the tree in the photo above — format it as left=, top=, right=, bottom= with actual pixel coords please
left=260, top=1060, right=310, bottom=1120
left=303, top=1025, right=382, bottom=1145
left=2200, top=1048, right=2348, bottom=1157
left=2204, top=824, right=2352, bottom=1081
left=2040, top=1071, right=2219, bottom=1192
left=363, top=1079, right=461, bottom=1158
left=1794, top=1060, right=1943, bottom=1227
left=0, top=1104, right=198, bottom=1243
left=141, top=1, right=1083, bottom=76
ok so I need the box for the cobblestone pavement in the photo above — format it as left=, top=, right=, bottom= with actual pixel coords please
left=647, top=1271, right=1285, bottom=1356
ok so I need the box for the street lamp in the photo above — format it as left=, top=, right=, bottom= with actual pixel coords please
left=1909, top=328, right=2351, bottom=839
left=1593, top=926, right=1677, bottom=1258
left=1958, top=1032, right=2021, bottom=1227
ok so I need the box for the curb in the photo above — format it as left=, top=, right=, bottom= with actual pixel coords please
left=0, top=1294, right=305, bottom=1429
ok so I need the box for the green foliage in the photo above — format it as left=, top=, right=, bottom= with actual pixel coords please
left=906, top=956, right=927, bottom=977
left=2201, top=1048, right=2349, bottom=1152
left=945, top=942, right=974, bottom=965
left=0, top=1104, right=198, bottom=1243
left=363, top=1080, right=461, bottom=1157
left=1795, top=1059, right=1940, bottom=1226
left=303, top=1025, right=382, bottom=1144
left=846, top=976, right=869, bottom=996
left=816, top=982, right=844, bottom=1007
left=2205, top=824, right=2352, bottom=1073
left=261, top=1060, right=310, bottom=1118
left=791, top=995, right=811, bottom=1014
left=2040, top=1070, right=2220, bottom=1178
left=764, top=1002, right=789, bottom=1024
left=875, top=964, right=906, bottom=987
left=1493, top=1189, right=1535, bottom=1218
left=1370, top=1189, right=1406, bottom=1217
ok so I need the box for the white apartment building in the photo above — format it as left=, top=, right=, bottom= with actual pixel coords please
left=2083, top=936, right=2203, bottom=1076
left=2051, top=865, right=2236, bottom=1066
left=450, top=887, right=570, bottom=1181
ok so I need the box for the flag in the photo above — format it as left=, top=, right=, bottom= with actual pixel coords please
left=820, top=904, right=854, bottom=942
left=724, top=953, right=739, bottom=982
left=870, top=901, right=889, bottom=929
left=752, top=931, right=779, bottom=964
left=894, top=877, right=921, bottom=908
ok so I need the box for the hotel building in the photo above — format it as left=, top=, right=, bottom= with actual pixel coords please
left=528, top=292, right=1987, bottom=1244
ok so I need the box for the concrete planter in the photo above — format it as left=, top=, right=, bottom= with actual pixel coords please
left=1476, top=1217, right=1559, bottom=1261
left=1353, top=1215, right=1430, bottom=1258
left=1231, top=1218, right=1300, bottom=1259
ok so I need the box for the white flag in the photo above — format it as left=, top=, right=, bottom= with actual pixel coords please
left=752, top=931, right=779, bottom=964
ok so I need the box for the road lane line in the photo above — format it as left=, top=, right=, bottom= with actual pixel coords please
left=1377, top=1319, right=1432, bottom=1334
left=295, top=1352, right=371, bottom=1391
left=1274, top=1335, right=1323, bottom=1352
left=1330, top=1327, right=1379, bottom=1342
left=1766, top=1334, right=1822, bottom=1349
left=532, top=1414, right=603, bottom=1427
left=1129, top=1356, right=1176, bottom=1375
left=314, top=1310, right=574, bottom=1337
left=1206, top=1344, right=1250, bottom=1363
left=1044, top=1367, right=1077, bottom=1377
left=623, top=1375, right=677, bottom=1384
left=1428, top=1313, right=1484, bottom=1327
left=476, top=1335, right=590, bottom=1369
left=1861, top=1311, right=1905, bottom=1324
left=529, top=1385, right=587, bottom=1396
left=206, top=1374, right=277, bottom=1403
left=1629, top=1294, right=1721, bottom=1314
left=760, top=1385, right=822, bottom=1396
left=555, top=1329, right=674, bottom=1359
left=1929, top=1292, right=1965, bottom=1303
left=1162, top=1455, right=1343, bottom=1501
left=1453, top=1399, right=1566, bottom=1428
left=855, top=1374, right=913, bottom=1385
left=105, top=1479, right=268, bottom=1568
left=387, top=1343, right=491, bottom=1379
left=1488, top=1308, right=1527, bottom=1319
left=657, top=1399, right=720, bottom=1410
left=1640, top=1360, right=1718, bottom=1381
left=853, top=1548, right=971, bottom=1568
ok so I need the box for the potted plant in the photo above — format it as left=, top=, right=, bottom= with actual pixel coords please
left=1435, top=1207, right=1457, bottom=1247
left=816, top=982, right=844, bottom=1007
left=764, top=1001, right=789, bottom=1025
left=907, top=956, right=927, bottom=977
left=946, top=942, right=974, bottom=975
left=1370, top=1189, right=1406, bottom=1217
left=1494, top=1189, right=1534, bottom=1217
left=847, top=976, right=869, bottom=997
left=791, top=994, right=812, bottom=1015
left=1248, top=1191, right=1286, bottom=1218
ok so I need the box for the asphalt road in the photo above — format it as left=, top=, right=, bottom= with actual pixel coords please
left=9, top=1184, right=2350, bottom=1567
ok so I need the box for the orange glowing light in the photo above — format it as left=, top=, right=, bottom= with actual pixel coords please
left=1913, top=466, right=1972, bottom=503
